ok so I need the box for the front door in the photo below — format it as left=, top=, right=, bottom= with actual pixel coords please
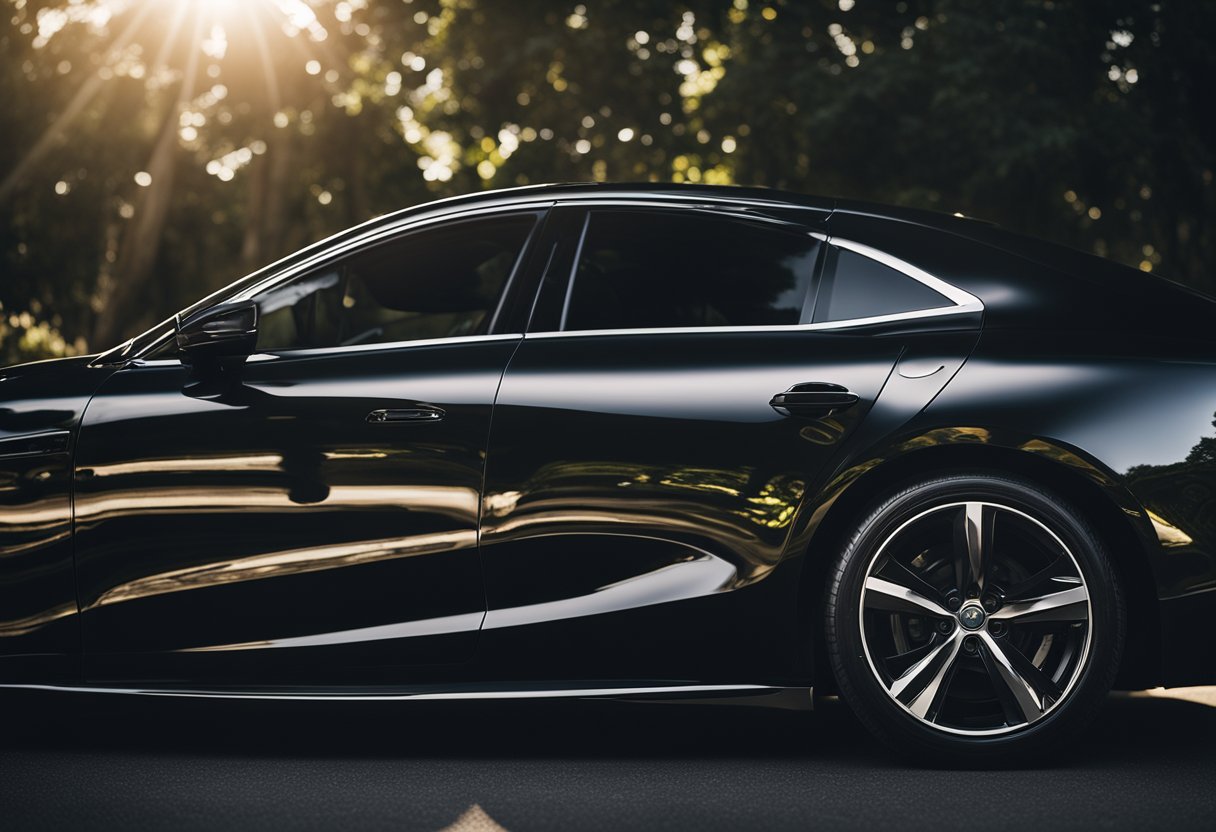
left=74, top=210, right=541, bottom=684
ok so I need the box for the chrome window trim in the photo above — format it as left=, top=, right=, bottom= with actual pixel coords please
left=525, top=305, right=979, bottom=341
left=558, top=211, right=592, bottom=330
left=130, top=333, right=523, bottom=367
left=251, top=332, right=523, bottom=360
left=534, top=230, right=983, bottom=339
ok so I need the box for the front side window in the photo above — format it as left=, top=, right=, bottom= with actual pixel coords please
left=562, top=210, right=822, bottom=331
left=254, top=214, right=536, bottom=351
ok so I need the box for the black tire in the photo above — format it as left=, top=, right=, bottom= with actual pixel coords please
left=825, top=472, right=1125, bottom=764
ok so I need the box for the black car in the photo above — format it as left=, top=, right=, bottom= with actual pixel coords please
left=2, top=183, right=1213, bottom=760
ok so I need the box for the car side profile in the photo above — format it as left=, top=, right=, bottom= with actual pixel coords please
left=1, top=183, right=1213, bottom=760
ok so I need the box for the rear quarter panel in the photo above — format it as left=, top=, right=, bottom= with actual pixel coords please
left=896, top=330, right=1216, bottom=685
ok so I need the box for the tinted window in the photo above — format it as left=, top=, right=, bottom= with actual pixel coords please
left=812, top=247, right=952, bottom=323
left=255, top=215, right=535, bottom=351
left=563, top=210, right=821, bottom=331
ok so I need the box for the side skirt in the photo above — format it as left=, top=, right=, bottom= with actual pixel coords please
left=0, top=681, right=813, bottom=709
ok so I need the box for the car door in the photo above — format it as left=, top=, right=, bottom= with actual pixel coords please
left=477, top=203, right=979, bottom=682
left=73, top=208, right=545, bottom=685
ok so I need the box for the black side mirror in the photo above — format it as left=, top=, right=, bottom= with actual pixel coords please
left=175, top=300, right=258, bottom=366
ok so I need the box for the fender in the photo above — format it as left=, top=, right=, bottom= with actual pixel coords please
left=0, top=355, right=117, bottom=679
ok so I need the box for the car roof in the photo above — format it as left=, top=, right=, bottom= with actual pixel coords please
left=245, top=182, right=1216, bottom=339
left=392, top=181, right=837, bottom=212
left=370, top=181, right=1005, bottom=230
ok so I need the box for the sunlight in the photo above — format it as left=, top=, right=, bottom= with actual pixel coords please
left=0, top=0, right=323, bottom=201
left=168, top=0, right=242, bottom=15
left=162, top=0, right=299, bottom=29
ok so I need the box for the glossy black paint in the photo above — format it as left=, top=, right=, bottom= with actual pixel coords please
left=1, top=183, right=1213, bottom=695
left=74, top=338, right=519, bottom=683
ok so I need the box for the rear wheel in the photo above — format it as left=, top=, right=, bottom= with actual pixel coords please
left=825, top=473, right=1125, bottom=762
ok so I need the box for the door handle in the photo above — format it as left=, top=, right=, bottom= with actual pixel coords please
left=770, top=383, right=860, bottom=418
left=367, top=406, right=445, bottom=424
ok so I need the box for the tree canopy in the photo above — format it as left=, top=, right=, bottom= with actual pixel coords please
left=2, top=0, right=1213, bottom=364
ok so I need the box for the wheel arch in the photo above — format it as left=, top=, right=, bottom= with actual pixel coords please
left=795, top=436, right=1163, bottom=693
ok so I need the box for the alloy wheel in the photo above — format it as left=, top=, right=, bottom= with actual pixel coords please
left=858, top=501, right=1092, bottom=736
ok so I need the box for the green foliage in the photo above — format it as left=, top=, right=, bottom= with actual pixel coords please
left=1, top=0, right=1213, bottom=363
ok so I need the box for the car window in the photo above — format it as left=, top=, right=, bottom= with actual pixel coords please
left=562, top=210, right=822, bottom=331
left=254, top=214, right=536, bottom=351
left=812, top=247, right=952, bottom=324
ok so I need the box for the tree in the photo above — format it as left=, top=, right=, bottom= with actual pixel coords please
left=2, top=0, right=1214, bottom=365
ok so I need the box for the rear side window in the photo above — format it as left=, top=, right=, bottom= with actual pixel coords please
left=812, top=247, right=952, bottom=324
left=255, top=214, right=536, bottom=351
left=563, top=210, right=822, bottom=331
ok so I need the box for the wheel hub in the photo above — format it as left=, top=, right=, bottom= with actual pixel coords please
left=958, top=602, right=986, bottom=630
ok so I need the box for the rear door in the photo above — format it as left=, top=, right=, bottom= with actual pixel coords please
left=477, top=203, right=968, bottom=682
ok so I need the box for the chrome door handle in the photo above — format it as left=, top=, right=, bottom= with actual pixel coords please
left=770, top=383, right=859, bottom=418
left=367, top=406, right=445, bottom=424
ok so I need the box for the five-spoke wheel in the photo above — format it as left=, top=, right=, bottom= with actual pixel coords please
left=827, top=474, right=1124, bottom=760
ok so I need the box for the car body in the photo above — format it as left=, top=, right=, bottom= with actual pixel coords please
left=2, top=183, right=1213, bottom=756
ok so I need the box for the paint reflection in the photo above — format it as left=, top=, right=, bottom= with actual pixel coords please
left=75, top=483, right=479, bottom=523
left=0, top=405, right=75, bottom=433
left=484, top=551, right=738, bottom=630
left=1125, top=411, right=1216, bottom=595
left=818, top=414, right=1216, bottom=599
left=0, top=450, right=77, bottom=647
left=483, top=460, right=807, bottom=578
left=0, top=602, right=76, bottom=638
left=90, top=529, right=476, bottom=609
left=0, top=494, right=71, bottom=532
left=182, top=542, right=737, bottom=653
left=88, top=454, right=285, bottom=477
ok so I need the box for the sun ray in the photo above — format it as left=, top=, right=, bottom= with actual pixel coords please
left=175, top=13, right=208, bottom=111
left=245, top=2, right=283, bottom=112
left=0, top=2, right=156, bottom=202
left=146, top=1, right=192, bottom=90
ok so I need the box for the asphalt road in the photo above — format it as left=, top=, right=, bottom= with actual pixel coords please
left=1, top=691, right=1214, bottom=831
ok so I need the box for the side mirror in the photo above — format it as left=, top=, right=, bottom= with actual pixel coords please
left=175, top=300, right=258, bottom=366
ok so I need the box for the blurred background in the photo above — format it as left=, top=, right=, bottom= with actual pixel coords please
left=1, top=0, right=1213, bottom=365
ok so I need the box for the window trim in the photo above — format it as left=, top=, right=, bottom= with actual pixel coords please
left=827, top=235, right=982, bottom=313
left=558, top=212, right=593, bottom=331
left=131, top=333, right=524, bottom=367
left=536, top=227, right=982, bottom=340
